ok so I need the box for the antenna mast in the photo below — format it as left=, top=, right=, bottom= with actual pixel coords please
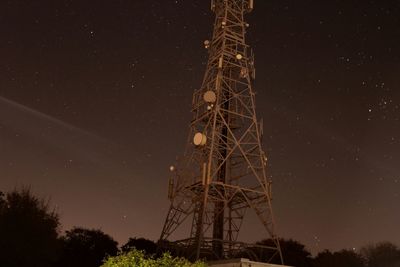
left=159, top=0, right=283, bottom=263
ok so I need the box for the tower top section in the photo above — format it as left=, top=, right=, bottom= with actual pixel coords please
left=211, top=0, right=254, bottom=13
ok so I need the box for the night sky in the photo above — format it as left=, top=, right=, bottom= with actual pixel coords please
left=1, top=0, right=399, bottom=255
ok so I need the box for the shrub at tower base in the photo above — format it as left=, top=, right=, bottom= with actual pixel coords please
left=101, top=249, right=207, bottom=267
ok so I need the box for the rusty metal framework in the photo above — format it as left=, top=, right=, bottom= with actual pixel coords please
left=159, top=0, right=283, bottom=263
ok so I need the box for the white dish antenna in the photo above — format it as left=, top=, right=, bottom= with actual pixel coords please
left=193, top=132, right=207, bottom=146
left=203, top=90, right=216, bottom=103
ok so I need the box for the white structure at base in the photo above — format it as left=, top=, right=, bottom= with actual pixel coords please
left=208, top=258, right=294, bottom=267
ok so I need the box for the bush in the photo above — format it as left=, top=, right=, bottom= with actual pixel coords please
left=58, top=227, right=119, bottom=267
left=101, top=249, right=206, bottom=267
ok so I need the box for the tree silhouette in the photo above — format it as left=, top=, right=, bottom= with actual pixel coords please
left=361, top=242, right=400, bottom=267
left=0, top=188, right=61, bottom=267
left=58, top=227, right=119, bottom=267
left=255, top=238, right=313, bottom=267
left=314, top=249, right=365, bottom=267
left=121, top=237, right=157, bottom=255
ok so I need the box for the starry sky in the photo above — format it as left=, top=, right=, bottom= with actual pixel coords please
left=0, top=0, right=399, bottom=255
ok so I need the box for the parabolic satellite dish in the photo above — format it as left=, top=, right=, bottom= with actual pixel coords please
left=193, top=132, right=207, bottom=146
left=203, top=90, right=216, bottom=103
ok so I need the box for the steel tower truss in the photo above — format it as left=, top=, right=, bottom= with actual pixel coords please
left=159, top=0, right=283, bottom=263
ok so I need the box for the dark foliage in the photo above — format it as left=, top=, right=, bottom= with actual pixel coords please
left=121, top=237, right=157, bottom=255
left=361, top=242, right=400, bottom=267
left=58, top=227, right=119, bottom=267
left=0, top=188, right=61, bottom=267
left=254, top=238, right=313, bottom=267
left=314, top=249, right=365, bottom=267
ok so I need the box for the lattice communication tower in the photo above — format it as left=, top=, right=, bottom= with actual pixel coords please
left=159, top=0, right=283, bottom=263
